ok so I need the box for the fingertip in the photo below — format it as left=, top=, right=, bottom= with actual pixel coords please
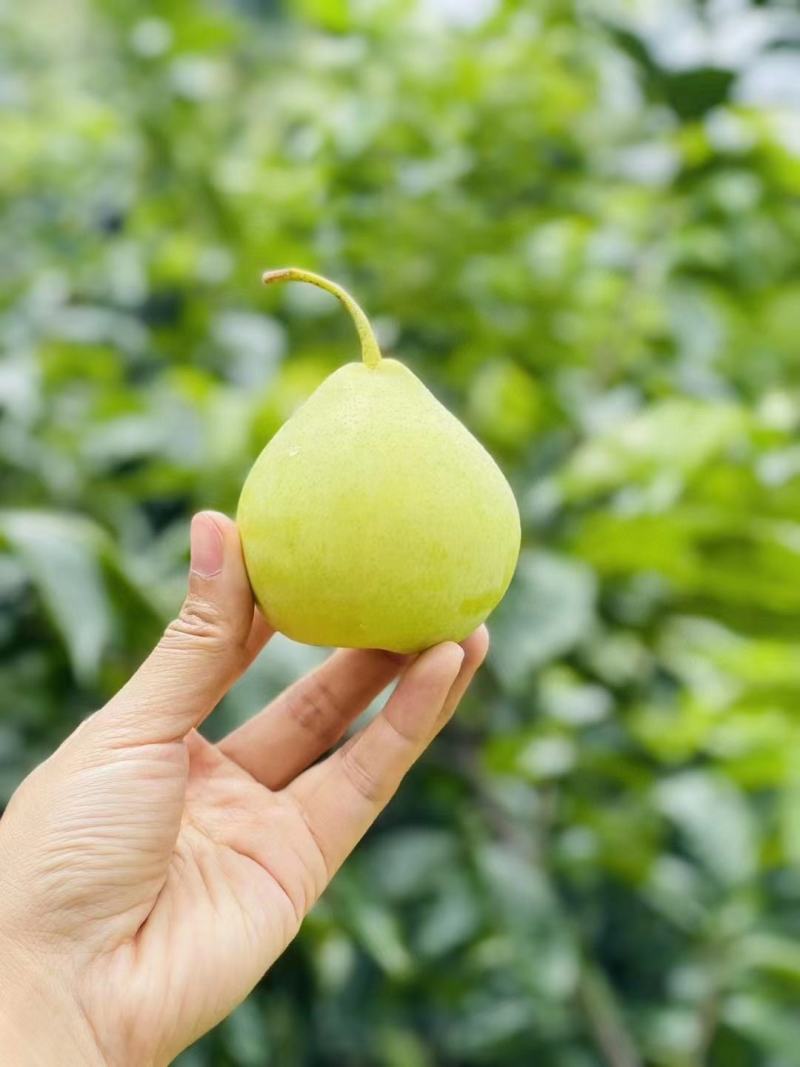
left=190, top=512, right=225, bottom=578
left=204, top=509, right=236, bottom=532
left=436, top=641, right=466, bottom=675
left=407, top=641, right=463, bottom=682
left=209, top=511, right=247, bottom=563
left=188, top=509, right=255, bottom=639
left=446, top=639, right=467, bottom=659
left=461, top=624, right=490, bottom=666
left=431, top=626, right=489, bottom=727
left=189, top=511, right=245, bottom=576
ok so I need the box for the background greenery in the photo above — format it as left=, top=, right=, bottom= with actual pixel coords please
left=2, top=0, right=800, bottom=1063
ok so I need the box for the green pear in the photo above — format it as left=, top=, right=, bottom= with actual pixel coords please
left=237, top=268, right=521, bottom=653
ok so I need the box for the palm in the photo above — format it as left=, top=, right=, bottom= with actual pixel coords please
left=177, top=736, right=314, bottom=968
left=95, top=736, right=321, bottom=1062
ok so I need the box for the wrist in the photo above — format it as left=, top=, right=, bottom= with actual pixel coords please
left=0, top=935, right=107, bottom=1067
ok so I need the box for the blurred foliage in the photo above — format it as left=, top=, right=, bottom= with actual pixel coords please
left=2, top=0, right=800, bottom=1063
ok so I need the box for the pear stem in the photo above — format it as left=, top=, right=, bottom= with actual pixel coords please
left=261, top=267, right=382, bottom=369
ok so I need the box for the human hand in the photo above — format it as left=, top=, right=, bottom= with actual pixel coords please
left=0, top=512, right=488, bottom=1066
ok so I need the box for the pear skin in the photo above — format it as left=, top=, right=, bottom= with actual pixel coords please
left=237, top=269, right=521, bottom=653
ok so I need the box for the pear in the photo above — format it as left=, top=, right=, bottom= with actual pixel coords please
left=237, top=268, right=521, bottom=653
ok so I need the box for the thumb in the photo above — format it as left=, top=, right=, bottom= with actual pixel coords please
left=96, top=511, right=263, bottom=745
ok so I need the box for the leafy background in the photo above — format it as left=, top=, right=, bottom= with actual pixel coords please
left=2, top=0, right=800, bottom=1063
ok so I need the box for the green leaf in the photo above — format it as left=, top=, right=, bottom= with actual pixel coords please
left=738, top=933, right=800, bottom=986
left=295, top=0, right=350, bottom=31
left=655, top=770, right=757, bottom=886
left=562, top=400, right=747, bottom=500
left=328, top=871, right=414, bottom=979
left=489, top=550, right=596, bottom=691
left=0, top=510, right=114, bottom=683
left=663, top=67, right=736, bottom=120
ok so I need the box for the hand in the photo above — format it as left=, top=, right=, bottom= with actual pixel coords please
left=0, top=512, right=487, bottom=1067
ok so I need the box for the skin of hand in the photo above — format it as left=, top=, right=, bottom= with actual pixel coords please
left=0, top=512, right=488, bottom=1067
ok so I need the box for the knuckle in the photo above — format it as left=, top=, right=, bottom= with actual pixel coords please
left=287, top=678, right=344, bottom=747
left=339, top=741, right=384, bottom=804
left=162, top=594, right=230, bottom=653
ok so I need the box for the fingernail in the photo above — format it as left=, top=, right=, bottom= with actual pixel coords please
left=190, top=513, right=224, bottom=578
